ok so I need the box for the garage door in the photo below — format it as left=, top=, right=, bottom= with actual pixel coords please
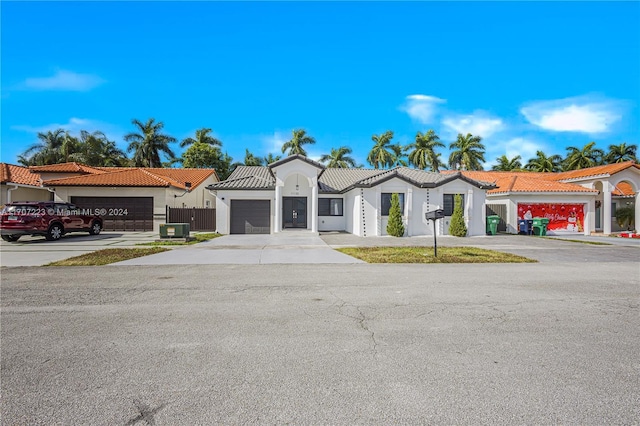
left=230, top=200, right=270, bottom=234
left=71, top=197, right=154, bottom=231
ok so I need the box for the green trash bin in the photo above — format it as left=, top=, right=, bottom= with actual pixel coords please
left=486, top=215, right=500, bottom=235
left=540, top=218, right=550, bottom=236
left=532, top=217, right=548, bottom=236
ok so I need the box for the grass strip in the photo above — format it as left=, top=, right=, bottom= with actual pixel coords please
left=337, top=246, right=536, bottom=264
left=542, top=237, right=612, bottom=246
left=46, top=247, right=170, bottom=266
left=137, top=232, right=221, bottom=246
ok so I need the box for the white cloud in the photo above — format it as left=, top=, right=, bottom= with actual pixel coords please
left=400, top=94, right=446, bottom=124
left=441, top=112, right=504, bottom=139
left=262, top=131, right=289, bottom=154
left=520, top=96, right=622, bottom=134
left=23, top=70, right=105, bottom=91
left=12, top=118, right=126, bottom=150
left=504, top=138, right=542, bottom=163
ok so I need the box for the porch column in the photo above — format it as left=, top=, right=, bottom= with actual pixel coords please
left=406, top=188, right=413, bottom=236
left=467, top=189, right=474, bottom=235
left=583, top=202, right=591, bottom=236
left=635, top=193, right=640, bottom=233
left=274, top=184, right=282, bottom=233
left=603, top=181, right=612, bottom=235
left=311, top=182, right=318, bottom=232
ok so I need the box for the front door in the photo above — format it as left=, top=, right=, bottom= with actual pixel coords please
left=283, top=197, right=307, bottom=229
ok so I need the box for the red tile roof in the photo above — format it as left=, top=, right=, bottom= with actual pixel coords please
left=0, top=163, right=43, bottom=186
left=2, top=162, right=217, bottom=190
left=28, top=162, right=107, bottom=174
left=444, top=163, right=639, bottom=195
left=613, top=182, right=635, bottom=197
left=553, top=161, right=640, bottom=181
left=443, top=170, right=597, bottom=194
left=42, top=167, right=216, bottom=189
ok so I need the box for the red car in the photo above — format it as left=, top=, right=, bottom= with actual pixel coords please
left=0, top=201, right=103, bottom=242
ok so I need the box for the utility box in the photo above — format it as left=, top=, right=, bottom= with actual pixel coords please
left=159, top=223, right=190, bottom=238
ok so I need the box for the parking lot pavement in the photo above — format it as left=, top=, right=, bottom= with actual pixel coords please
left=0, top=232, right=159, bottom=267
left=1, top=263, right=638, bottom=424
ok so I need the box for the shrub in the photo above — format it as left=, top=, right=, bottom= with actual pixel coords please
left=386, top=193, right=405, bottom=237
left=448, top=194, right=467, bottom=237
left=615, top=206, right=635, bottom=230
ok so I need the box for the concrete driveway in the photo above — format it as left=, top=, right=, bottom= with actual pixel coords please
left=0, top=231, right=160, bottom=267
left=114, top=232, right=365, bottom=265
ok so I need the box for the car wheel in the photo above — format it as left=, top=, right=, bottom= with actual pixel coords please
left=2, top=235, right=20, bottom=242
left=89, top=221, right=102, bottom=235
left=46, top=224, right=63, bottom=241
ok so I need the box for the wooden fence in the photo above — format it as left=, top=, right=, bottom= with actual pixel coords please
left=166, top=207, right=216, bottom=232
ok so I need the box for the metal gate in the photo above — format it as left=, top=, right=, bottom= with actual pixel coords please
left=166, top=207, right=216, bottom=231
left=486, top=204, right=507, bottom=232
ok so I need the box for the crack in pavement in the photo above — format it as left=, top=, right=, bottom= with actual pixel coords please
left=125, top=399, right=166, bottom=426
left=327, top=291, right=380, bottom=356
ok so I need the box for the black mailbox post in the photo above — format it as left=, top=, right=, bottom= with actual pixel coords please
left=425, top=209, right=445, bottom=257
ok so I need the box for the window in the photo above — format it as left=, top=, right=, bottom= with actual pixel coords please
left=381, top=193, right=405, bottom=216
left=612, top=202, right=617, bottom=217
left=443, top=194, right=464, bottom=216
left=318, top=198, right=343, bottom=216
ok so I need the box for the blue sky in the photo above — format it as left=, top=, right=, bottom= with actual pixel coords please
left=2, top=1, right=639, bottom=168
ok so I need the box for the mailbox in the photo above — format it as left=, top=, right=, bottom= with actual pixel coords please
left=425, top=209, right=445, bottom=221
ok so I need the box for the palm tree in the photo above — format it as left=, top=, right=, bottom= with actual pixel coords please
left=525, top=151, right=563, bottom=172
left=20, top=129, right=67, bottom=165
left=99, top=140, right=129, bottom=167
left=320, top=146, right=357, bottom=168
left=59, top=131, right=84, bottom=163
left=367, top=131, right=395, bottom=169
left=76, top=130, right=128, bottom=166
left=492, top=155, right=522, bottom=171
left=390, top=144, right=408, bottom=167
left=431, top=152, right=447, bottom=172
left=407, top=130, right=445, bottom=171
left=563, top=141, right=604, bottom=170
left=124, top=118, right=177, bottom=168
left=605, top=142, right=637, bottom=163
left=281, top=129, right=316, bottom=156
left=243, top=149, right=264, bottom=166
left=263, top=153, right=282, bottom=165
left=448, top=133, right=486, bottom=171
left=180, top=127, right=222, bottom=148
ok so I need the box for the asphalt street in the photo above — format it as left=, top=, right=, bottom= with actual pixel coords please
left=2, top=261, right=639, bottom=424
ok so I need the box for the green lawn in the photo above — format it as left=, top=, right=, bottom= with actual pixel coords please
left=337, top=246, right=536, bottom=263
left=542, top=237, right=611, bottom=246
left=46, top=247, right=170, bottom=266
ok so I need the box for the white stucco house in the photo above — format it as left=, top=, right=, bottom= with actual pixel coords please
left=207, top=155, right=495, bottom=236
left=452, top=161, right=640, bottom=236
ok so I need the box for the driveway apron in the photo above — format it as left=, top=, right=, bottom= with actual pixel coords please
left=114, top=233, right=364, bottom=265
